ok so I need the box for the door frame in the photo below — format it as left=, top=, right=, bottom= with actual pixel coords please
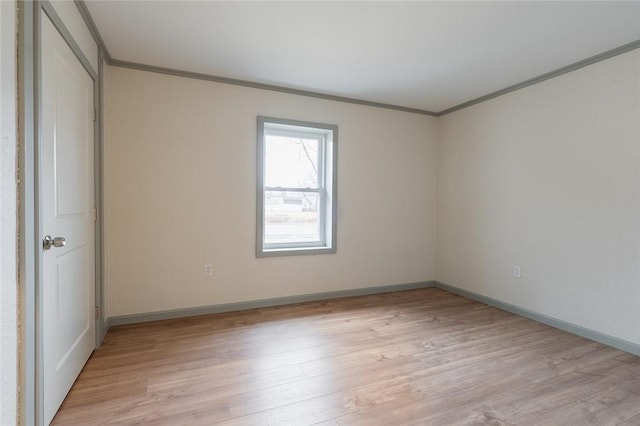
left=18, top=1, right=104, bottom=424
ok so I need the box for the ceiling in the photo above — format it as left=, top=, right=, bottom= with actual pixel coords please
left=85, top=1, right=640, bottom=114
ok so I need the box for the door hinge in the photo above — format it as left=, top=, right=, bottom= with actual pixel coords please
left=93, top=107, right=97, bottom=122
left=95, top=307, right=100, bottom=321
left=93, top=208, right=98, bottom=222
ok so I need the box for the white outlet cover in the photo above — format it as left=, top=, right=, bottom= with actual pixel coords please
left=513, top=266, right=521, bottom=278
left=204, top=264, right=213, bottom=275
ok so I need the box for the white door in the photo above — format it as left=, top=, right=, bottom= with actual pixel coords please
left=41, top=15, right=96, bottom=425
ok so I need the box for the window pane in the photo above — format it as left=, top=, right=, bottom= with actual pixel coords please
left=264, top=191, right=320, bottom=245
left=265, top=135, right=319, bottom=188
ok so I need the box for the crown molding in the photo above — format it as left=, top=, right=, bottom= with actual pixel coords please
left=75, top=1, right=640, bottom=117
left=438, top=39, right=640, bottom=116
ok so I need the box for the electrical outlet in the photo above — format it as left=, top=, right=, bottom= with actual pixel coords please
left=513, top=265, right=521, bottom=278
left=204, top=264, right=213, bottom=276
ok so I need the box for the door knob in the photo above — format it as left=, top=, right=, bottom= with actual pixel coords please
left=43, top=235, right=66, bottom=250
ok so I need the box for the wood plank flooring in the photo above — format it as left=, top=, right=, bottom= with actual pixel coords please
left=52, top=288, right=640, bottom=425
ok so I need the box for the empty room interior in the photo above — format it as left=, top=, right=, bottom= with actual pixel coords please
left=2, top=1, right=640, bottom=425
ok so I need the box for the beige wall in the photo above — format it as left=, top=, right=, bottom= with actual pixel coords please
left=104, top=66, right=438, bottom=317
left=437, top=50, right=640, bottom=345
left=104, top=48, right=639, bottom=349
left=0, top=0, right=18, bottom=423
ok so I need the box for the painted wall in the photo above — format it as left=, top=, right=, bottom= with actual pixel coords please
left=436, top=50, right=640, bottom=345
left=0, top=0, right=18, bottom=424
left=104, top=67, right=438, bottom=317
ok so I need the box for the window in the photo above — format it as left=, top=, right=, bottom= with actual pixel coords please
left=257, top=116, right=337, bottom=257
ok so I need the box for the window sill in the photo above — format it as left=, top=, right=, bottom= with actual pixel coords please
left=257, top=246, right=336, bottom=258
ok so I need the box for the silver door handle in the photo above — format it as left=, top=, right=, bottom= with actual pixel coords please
left=43, top=235, right=66, bottom=250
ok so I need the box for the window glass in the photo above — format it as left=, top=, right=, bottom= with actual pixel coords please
left=264, top=191, right=321, bottom=245
left=265, top=135, right=319, bottom=188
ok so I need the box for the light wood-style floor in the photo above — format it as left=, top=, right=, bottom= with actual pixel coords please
left=53, top=288, right=640, bottom=425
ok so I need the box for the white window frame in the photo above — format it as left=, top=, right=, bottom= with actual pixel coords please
left=256, top=116, right=337, bottom=257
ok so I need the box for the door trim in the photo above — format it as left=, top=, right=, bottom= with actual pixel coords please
left=41, top=2, right=97, bottom=79
left=19, top=1, right=104, bottom=424
left=18, top=1, right=38, bottom=424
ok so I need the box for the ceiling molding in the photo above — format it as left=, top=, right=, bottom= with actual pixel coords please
left=75, top=0, right=640, bottom=118
left=108, top=58, right=439, bottom=116
left=74, top=0, right=112, bottom=62
left=438, top=39, right=640, bottom=116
